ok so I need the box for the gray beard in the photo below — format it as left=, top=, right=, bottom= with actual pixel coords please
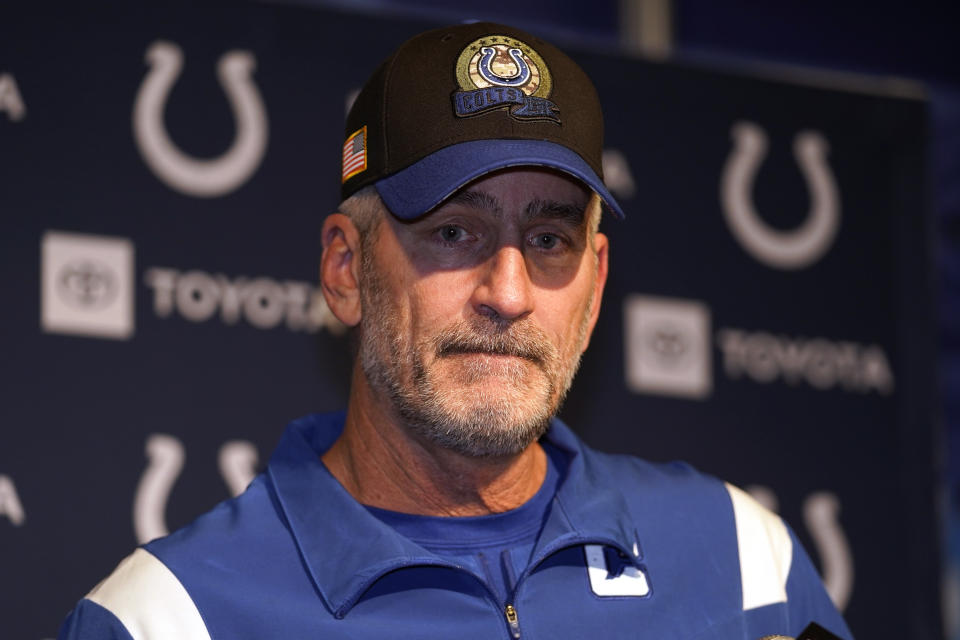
left=357, top=252, right=588, bottom=458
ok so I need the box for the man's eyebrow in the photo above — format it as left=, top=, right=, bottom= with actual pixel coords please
left=524, top=198, right=587, bottom=226
left=446, top=189, right=502, bottom=216
left=444, top=190, right=585, bottom=225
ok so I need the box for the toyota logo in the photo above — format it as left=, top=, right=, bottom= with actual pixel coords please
left=57, top=260, right=118, bottom=310
left=645, top=323, right=691, bottom=369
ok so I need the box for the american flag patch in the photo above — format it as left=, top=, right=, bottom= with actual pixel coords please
left=342, top=126, right=367, bottom=182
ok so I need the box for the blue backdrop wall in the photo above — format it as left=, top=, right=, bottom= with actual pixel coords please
left=0, top=4, right=940, bottom=638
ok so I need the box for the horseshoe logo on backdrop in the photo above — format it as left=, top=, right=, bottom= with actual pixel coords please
left=803, top=492, right=854, bottom=612
left=132, top=435, right=262, bottom=543
left=748, top=485, right=853, bottom=612
left=132, top=41, right=269, bottom=198
left=720, top=121, right=840, bottom=270
left=133, top=434, right=184, bottom=544
left=218, top=440, right=259, bottom=497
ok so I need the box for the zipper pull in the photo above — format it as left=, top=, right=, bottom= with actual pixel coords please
left=504, top=604, right=520, bottom=638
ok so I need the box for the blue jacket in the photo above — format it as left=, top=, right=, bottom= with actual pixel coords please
left=59, top=412, right=852, bottom=639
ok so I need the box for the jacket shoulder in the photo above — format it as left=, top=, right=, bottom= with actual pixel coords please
left=76, top=548, right=210, bottom=640
left=584, top=448, right=793, bottom=612
left=145, top=473, right=287, bottom=566
left=583, top=446, right=730, bottom=505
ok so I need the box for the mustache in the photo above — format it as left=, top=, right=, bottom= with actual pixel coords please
left=432, top=321, right=553, bottom=365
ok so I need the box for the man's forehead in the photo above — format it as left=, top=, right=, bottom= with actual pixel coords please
left=427, top=169, right=592, bottom=222
left=442, top=188, right=589, bottom=225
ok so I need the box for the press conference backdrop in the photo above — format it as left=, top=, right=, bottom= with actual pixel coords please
left=0, top=5, right=939, bottom=638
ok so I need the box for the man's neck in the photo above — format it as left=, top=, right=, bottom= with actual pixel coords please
left=321, top=365, right=548, bottom=517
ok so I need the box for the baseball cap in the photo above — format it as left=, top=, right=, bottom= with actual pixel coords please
left=340, top=21, right=625, bottom=219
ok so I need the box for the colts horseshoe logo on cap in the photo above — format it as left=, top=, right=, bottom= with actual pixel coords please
left=453, top=36, right=559, bottom=123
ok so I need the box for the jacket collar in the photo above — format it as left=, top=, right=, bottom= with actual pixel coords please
left=267, top=412, right=642, bottom=617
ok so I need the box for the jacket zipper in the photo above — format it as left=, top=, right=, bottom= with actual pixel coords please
left=504, top=603, right=520, bottom=638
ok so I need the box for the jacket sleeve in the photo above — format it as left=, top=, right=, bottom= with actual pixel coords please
left=725, top=482, right=854, bottom=639
left=57, top=548, right=211, bottom=640
left=784, top=526, right=854, bottom=639
left=57, top=599, right=136, bottom=640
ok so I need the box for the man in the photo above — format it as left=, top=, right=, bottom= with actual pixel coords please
left=59, top=22, right=852, bottom=639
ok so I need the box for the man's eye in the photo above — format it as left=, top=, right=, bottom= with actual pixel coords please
left=437, top=225, right=467, bottom=243
left=532, top=233, right=561, bottom=250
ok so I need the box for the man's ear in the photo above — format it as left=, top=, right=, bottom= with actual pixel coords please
left=580, top=231, right=609, bottom=353
left=320, top=213, right=363, bottom=327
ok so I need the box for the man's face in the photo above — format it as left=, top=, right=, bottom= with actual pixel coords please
left=358, top=168, right=607, bottom=458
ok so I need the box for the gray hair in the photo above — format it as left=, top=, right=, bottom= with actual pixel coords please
left=337, top=185, right=385, bottom=244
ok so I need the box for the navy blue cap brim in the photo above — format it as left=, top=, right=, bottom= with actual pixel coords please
left=374, top=139, right=625, bottom=220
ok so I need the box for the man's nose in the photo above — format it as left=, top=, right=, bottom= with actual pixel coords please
left=472, top=245, right=534, bottom=322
